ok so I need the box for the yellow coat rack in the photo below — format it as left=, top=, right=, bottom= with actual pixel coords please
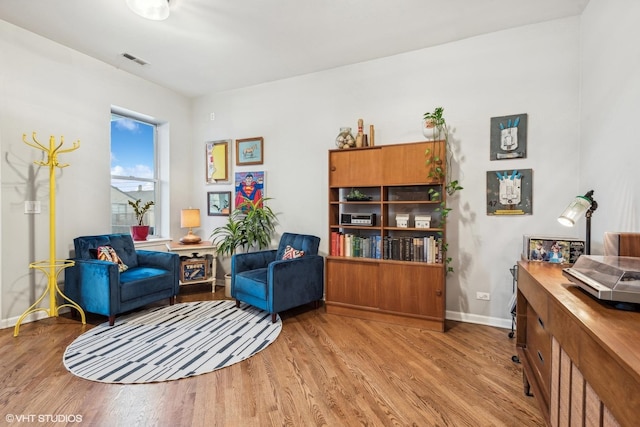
left=14, top=133, right=86, bottom=336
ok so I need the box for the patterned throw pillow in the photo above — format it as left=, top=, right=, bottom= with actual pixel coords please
left=282, top=245, right=305, bottom=260
left=96, top=245, right=129, bottom=272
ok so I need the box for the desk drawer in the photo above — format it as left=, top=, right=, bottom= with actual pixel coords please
left=526, top=303, right=551, bottom=405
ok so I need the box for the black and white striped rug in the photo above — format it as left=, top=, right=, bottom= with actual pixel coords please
left=63, top=300, right=282, bottom=384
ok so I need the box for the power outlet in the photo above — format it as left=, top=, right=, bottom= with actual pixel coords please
left=476, top=292, right=491, bottom=301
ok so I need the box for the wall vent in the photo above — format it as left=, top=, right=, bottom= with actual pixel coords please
left=121, top=53, right=149, bottom=66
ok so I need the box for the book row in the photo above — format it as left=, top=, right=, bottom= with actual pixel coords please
left=330, top=232, right=443, bottom=263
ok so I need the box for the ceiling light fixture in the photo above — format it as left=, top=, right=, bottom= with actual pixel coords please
left=126, top=0, right=170, bottom=21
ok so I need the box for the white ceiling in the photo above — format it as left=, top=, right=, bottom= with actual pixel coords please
left=0, top=0, right=590, bottom=98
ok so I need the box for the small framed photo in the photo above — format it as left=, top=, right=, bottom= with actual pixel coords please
left=181, top=259, right=209, bottom=283
left=207, top=191, right=231, bottom=216
left=206, top=140, right=230, bottom=183
left=236, top=137, right=264, bottom=166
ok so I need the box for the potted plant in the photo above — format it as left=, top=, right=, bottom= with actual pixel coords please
left=345, top=188, right=372, bottom=201
left=422, top=106, right=448, bottom=142
left=210, top=197, right=278, bottom=297
left=422, top=107, right=463, bottom=273
left=128, top=198, right=154, bottom=241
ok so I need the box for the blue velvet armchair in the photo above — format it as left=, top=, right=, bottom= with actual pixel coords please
left=64, top=233, right=180, bottom=325
left=231, top=232, right=324, bottom=322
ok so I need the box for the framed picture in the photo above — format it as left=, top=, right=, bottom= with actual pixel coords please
left=486, top=168, right=533, bottom=215
left=207, top=191, right=231, bottom=216
left=490, top=113, right=528, bottom=160
left=235, top=171, right=265, bottom=209
left=180, top=258, right=210, bottom=283
left=205, top=140, right=230, bottom=183
left=235, top=137, right=264, bottom=166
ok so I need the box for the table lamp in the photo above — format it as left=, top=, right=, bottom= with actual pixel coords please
left=558, top=190, right=598, bottom=254
left=180, top=208, right=202, bottom=244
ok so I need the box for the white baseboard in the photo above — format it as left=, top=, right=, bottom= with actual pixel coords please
left=446, top=310, right=513, bottom=330
left=0, top=310, right=51, bottom=331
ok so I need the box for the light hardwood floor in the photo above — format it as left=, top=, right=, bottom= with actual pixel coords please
left=1, top=286, right=544, bottom=426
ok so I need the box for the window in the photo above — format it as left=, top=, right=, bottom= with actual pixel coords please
left=110, top=112, right=158, bottom=235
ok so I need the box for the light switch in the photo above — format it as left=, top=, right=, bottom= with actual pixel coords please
left=24, top=201, right=41, bottom=214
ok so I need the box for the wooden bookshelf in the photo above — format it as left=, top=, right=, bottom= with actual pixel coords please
left=326, top=141, right=447, bottom=331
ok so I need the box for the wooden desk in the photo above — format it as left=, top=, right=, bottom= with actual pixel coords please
left=517, top=261, right=640, bottom=427
left=166, top=241, right=217, bottom=292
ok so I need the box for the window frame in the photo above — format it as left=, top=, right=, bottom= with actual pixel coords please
left=110, top=109, right=161, bottom=237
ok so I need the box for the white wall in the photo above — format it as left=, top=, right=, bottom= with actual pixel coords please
left=580, top=0, right=640, bottom=243
left=4, top=2, right=634, bottom=330
left=193, top=17, right=583, bottom=328
left=0, top=20, right=192, bottom=326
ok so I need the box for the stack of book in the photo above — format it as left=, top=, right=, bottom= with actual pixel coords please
left=330, top=232, right=442, bottom=263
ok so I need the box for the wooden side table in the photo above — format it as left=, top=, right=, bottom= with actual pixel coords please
left=166, top=241, right=217, bottom=292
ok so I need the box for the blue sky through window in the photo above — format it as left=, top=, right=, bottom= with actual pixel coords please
left=111, top=115, right=155, bottom=191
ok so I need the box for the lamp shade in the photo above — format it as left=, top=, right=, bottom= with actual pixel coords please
left=126, top=0, right=170, bottom=21
left=558, top=195, right=592, bottom=227
left=181, top=209, right=201, bottom=228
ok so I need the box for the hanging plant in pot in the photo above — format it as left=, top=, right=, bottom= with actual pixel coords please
left=422, top=107, right=463, bottom=273
left=128, top=198, right=154, bottom=241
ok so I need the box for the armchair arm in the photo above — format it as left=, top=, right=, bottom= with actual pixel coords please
left=63, top=259, right=120, bottom=317
left=232, top=250, right=278, bottom=275
left=268, top=255, right=325, bottom=313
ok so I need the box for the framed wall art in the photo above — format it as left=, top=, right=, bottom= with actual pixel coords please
left=205, top=140, right=230, bottom=183
left=486, top=168, right=533, bottom=215
left=490, top=113, right=528, bottom=160
left=207, top=191, right=231, bottom=216
left=235, top=171, right=265, bottom=209
left=235, top=137, right=263, bottom=166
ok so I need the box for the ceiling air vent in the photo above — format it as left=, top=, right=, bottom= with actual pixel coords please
left=121, top=53, right=149, bottom=66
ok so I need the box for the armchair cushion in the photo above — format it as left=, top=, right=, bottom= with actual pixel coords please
left=96, top=246, right=128, bottom=272
left=282, top=245, right=304, bottom=260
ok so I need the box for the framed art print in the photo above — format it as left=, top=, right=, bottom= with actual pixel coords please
left=235, top=171, right=265, bottom=209
left=486, top=168, right=533, bottom=215
left=206, top=140, right=230, bottom=183
left=207, top=191, right=231, bottom=216
left=490, top=113, right=528, bottom=160
left=236, top=137, right=264, bottom=166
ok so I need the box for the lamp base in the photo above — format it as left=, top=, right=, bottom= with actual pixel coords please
left=180, top=231, right=201, bottom=245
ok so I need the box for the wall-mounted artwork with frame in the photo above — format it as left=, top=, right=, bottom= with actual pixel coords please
left=205, top=140, right=230, bottom=183
left=486, top=168, right=533, bottom=215
left=236, top=137, right=263, bottom=166
left=207, top=191, right=231, bottom=216
left=235, top=171, right=265, bottom=209
left=490, top=113, right=528, bottom=160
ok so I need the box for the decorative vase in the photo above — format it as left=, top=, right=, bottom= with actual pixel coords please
left=131, top=225, right=150, bottom=241
left=335, top=127, right=356, bottom=149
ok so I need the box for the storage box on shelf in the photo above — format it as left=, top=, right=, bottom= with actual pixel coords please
left=326, top=140, right=447, bottom=331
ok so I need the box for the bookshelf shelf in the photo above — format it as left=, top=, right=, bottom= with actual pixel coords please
left=326, top=140, right=447, bottom=331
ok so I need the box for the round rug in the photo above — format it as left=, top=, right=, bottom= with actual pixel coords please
left=63, top=300, right=282, bottom=384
